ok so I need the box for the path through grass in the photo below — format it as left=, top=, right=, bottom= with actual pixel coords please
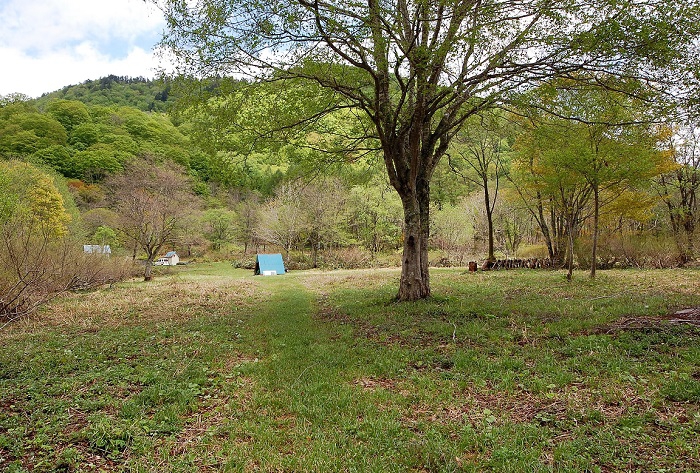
left=1, top=265, right=699, bottom=471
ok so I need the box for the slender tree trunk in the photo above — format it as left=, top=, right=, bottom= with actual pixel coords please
left=311, top=237, right=319, bottom=268
left=566, top=218, right=575, bottom=281
left=484, top=182, right=495, bottom=262
left=533, top=193, right=556, bottom=263
left=682, top=212, right=696, bottom=263
left=590, top=185, right=599, bottom=278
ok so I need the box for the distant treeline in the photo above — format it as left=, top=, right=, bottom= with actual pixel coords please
left=36, top=75, right=175, bottom=113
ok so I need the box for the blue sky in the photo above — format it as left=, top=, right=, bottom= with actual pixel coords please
left=0, top=0, right=166, bottom=97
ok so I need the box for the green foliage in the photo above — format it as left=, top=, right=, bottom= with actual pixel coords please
left=68, top=122, right=104, bottom=149
left=93, top=225, right=119, bottom=248
left=0, top=104, right=67, bottom=156
left=72, top=145, right=129, bottom=182
left=0, top=160, right=71, bottom=236
left=1, top=65, right=696, bottom=272
left=45, top=100, right=91, bottom=132
left=1, top=92, right=206, bottom=194
left=512, top=83, right=675, bottom=274
left=201, top=208, right=237, bottom=250
left=32, top=145, right=75, bottom=176
left=36, top=75, right=175, bottom=112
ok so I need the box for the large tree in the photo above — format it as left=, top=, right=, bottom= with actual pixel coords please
left=156, top=0, right=700, bottom=299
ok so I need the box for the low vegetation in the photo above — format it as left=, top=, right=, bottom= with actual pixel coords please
left=1, top=265, right=698, bottom=472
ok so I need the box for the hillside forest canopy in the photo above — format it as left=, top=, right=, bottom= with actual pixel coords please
left=0, top=3, right=697, bottom=316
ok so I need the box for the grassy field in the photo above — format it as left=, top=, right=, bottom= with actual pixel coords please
left=1, top=264, right=699, bottom=472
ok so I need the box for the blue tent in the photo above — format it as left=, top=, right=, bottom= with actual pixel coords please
left=254, top=254, right=286, bottom=275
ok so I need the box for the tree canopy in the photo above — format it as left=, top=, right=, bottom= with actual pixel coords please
left=156, top=0, right=700, bottom=299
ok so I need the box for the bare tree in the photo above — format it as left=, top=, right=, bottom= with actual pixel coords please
left=234, top=192, right=262, bottom=254
left=108, top=160, right=197, bottom=280
left=298, top=178, right=350, bottom=267
left=254, top=183, right=306, bottom=259
left=1, top=228, right=129, bottom=325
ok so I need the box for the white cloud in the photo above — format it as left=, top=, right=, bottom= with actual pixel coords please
left=0, top=45, right=159, bottom=97
left=0, top=0, right=165, bottom=97
left=0, top=0, right=163, bottom=52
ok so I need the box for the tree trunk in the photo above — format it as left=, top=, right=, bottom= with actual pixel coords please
left=533, top=194, right=556, bottom=263
left=590, top=185, right=599, bottom=278
left=484, top=182, right=495, bottom=262
left=397, top=185, right=431, bottom=301
left=418, top=177, right=430, bottom=295
left=144, top=259, right=153, bottom=281
left=682, top=213, right=696, bottom=264
left=686, top=229, right=696, bottom=263
left=311, top=237, right=319, bottom=268
left=566, top=219, right=575, bottom=281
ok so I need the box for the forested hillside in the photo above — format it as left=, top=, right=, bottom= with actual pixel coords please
left=0, top=73, right=698, bottom=319
left=35, top=75, right=176, bottom=112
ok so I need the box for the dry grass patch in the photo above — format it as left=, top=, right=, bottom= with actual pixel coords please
left=2, top=277, right=266, bottom=335
left=403, top=386, right=545, bottom=429
left=169, top=396, right=230, bottom=456
left=140, top=374, right=258, bottom=472
left=299, top=268, right=399, bottom=296
left=219, top=352, right=261, bottom=374
left=399, top=382, right=697, bottom=431
left=620, top=269, right=700, bottom=297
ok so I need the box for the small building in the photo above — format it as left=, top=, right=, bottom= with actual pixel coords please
left=156, top=251, right=179, bottom=266
left=254, top=253, right=286, bottom=276
left=83, top=245, right=111, bottom=256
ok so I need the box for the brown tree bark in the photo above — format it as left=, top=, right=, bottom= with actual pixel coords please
left=484, top=179, right=496, bottom=263
left=144, top=260, right=153, bottom=281
left=397, top=181, right=431, bottom=301
left=590, top=185, right=600, bottom=278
